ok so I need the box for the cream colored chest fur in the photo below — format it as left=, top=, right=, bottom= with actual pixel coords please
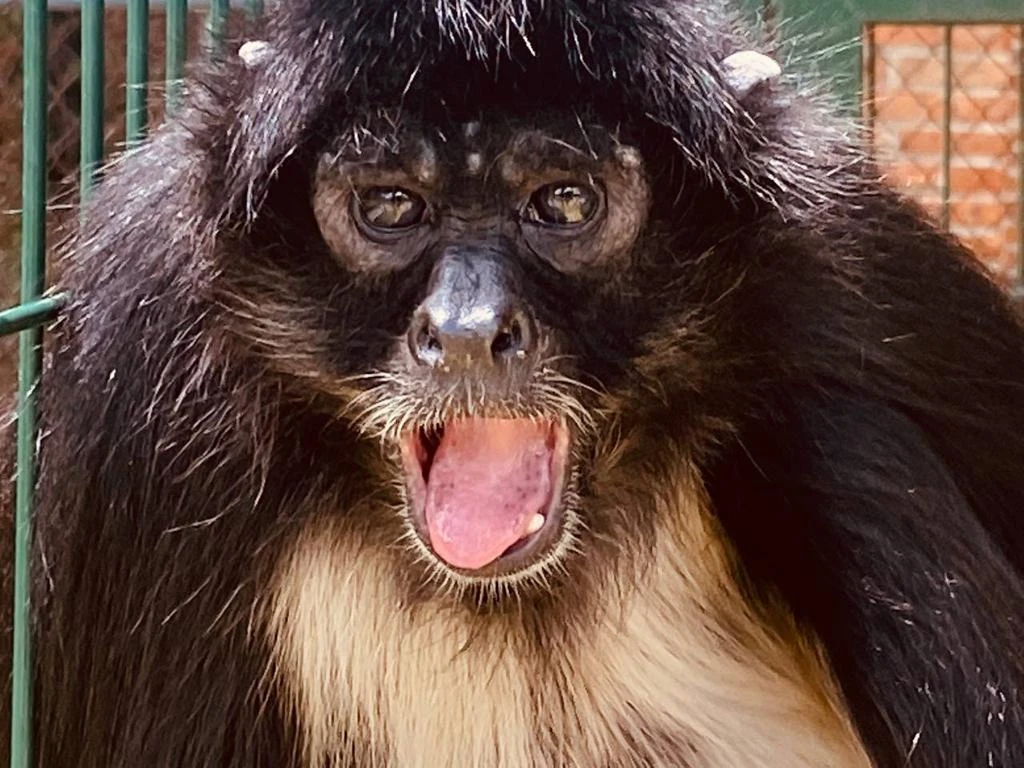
left=267, top=505, right=871, bottom=768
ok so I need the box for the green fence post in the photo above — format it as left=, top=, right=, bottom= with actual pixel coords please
left=126, top=0, right=149, bottom=147
left=11, top=0, right=49, bottom=764
left=81, top=0, right=105, bottom=199
left=245, top=0, right=264, bottom=23
left=166, top=0, right=188, bottom=114
left=207, top=0, right=228, bottom=50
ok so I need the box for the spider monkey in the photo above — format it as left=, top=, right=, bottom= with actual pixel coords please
left=2, top=1, right=1022, bottom=766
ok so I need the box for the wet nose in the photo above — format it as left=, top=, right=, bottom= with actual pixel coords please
left=407, top=253, right=536, bottom=370
left=409, top=302, right=535, bottom=369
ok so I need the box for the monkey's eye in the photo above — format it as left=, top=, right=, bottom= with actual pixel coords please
left=353, top=187, right=428, bottom=232
left=524, top=182, right=600, bottom=227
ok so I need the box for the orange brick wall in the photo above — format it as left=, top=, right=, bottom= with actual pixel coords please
left=868, top=24, right=1022, bottom=284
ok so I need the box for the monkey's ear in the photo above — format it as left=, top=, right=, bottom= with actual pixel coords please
left=720, top=50, right=782, bottom=100
left=238, top=40, right=274, bottom=68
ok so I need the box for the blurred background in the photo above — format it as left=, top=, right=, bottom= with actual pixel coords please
left=0, top=0, right=1021, bottom=399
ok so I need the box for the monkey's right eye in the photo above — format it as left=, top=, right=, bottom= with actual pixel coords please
left=353, top=187, right=428, bottom=233
left=524, top=182, right=601, bottom=228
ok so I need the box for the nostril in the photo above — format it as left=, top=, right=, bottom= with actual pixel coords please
left=491, top=313, right=531, bottom=362
left=410, top=317, right=444, bottom=366
left=418, top=325, right=442, bottom=353
left=490, top=323, right=518, bottom=359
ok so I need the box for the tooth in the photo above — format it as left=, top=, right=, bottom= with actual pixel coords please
left=525, top=514, right=545, bottom=535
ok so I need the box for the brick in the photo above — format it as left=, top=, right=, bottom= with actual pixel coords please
left=950, top=93, right=1020, bottom=122
left=985, top=250, right=1017, bottom=278
left=871, top=130, right=904, bottom=156
left=872, top=24, right=945, bottom=47
left=900, top=130, right=943, bottom=153
left=951, top=25, right=1019, bottom=53
left=894, top=129, right=1014, bottom=157
left=949, top=200, right=1016, bottom=228
left=888, top=161, right=941, bottom=187
left=949, top=166, right=1015, bottom=193
left=870, top=59, right=894, bottom=92
left=874, top=92, right=945, bottom=123
left=953, top=131, right=1016, bottom=156
left=951, top=57, right=1016, bottom=89
left=893, top=56, right=946, bottom=86
left=958, top=231, right=1007, bottom=263
left=989, top=258, right=1019, bottom=282
left=918, top=199, right=946, bottom=221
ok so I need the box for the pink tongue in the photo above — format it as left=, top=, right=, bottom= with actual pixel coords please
left=424, top=419, right=554, bottom=570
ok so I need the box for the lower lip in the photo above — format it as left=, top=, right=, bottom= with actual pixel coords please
left=399, top=420, right=571, bottom=575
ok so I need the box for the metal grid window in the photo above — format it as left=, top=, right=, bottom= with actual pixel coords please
left=865, top=23, right=1023, bottom=287
left=0, top=4, right=260, bottom=765
left=0, top=4, right=211, bottom=388
left=0, top=1, right=251, bottom=403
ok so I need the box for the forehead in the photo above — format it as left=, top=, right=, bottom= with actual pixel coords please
left=323, top=112, right=634, bottom=188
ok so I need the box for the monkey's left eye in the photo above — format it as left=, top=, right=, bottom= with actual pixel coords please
left=524, top=182, right=601, bottom=227
left=353, top=187, right=428, bottom=232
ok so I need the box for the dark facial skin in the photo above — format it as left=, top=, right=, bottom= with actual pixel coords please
left=307, top=115, right=653, bottom=580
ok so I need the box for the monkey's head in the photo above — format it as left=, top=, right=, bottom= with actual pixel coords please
left=205, top=1, right=856, bottom=605
left=228, top=112, right=661, bottom=596
left=311, top=114, right=656, bottom=584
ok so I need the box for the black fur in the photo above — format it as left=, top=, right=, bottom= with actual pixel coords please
left=2, top=0, right=1023, bottom=766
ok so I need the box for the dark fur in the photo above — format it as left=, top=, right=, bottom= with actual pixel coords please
left=2, top=0, right=1024, bottom=765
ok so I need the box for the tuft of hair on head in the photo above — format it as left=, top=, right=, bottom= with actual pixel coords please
left=720, top=50, right=783, bottom=100
left=238, top=40, right=274, bottom=68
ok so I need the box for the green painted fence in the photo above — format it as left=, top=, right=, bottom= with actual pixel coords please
left=0, top=4, right=261, bottom=765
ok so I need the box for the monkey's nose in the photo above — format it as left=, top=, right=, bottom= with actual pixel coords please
left=408, top=304, right=535, bottom=370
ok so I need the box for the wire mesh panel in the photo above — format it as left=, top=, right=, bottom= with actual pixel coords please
left=0, top=3, right=260, bottom=399
left=865, top=23, right=1023, bottom=287
left=1, top=5, right=204, bottom=395
left=0, top=3, right=255, bottom=765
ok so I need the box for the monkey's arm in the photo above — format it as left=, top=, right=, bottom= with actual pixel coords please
left=709, top=392, right=1024, bottom=768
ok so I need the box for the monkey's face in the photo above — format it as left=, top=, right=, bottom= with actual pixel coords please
left=253, top=113, right=661, bottom=592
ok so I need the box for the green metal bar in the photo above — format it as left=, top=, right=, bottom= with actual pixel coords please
left=80, top=0, right=105, bottom=199
left=245, top=0, right=263, bottom=23
left=206, top=0, right=229, bottom=50
left=166, top=0, right=188, bottom=113
left=940, top=24, right=953, bottom=232
left=0, top=297, right=67, bottom=338
left=12, top=0, right=49, bottom=763
left=126, top=0, right=150, bottom=147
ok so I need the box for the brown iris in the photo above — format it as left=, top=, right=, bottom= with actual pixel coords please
left=525, top=182, right=600, bottom=227
left=354, top=187, right=428, bottom=232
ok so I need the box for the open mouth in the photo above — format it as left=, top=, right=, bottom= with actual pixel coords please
left=400, top=417, right=571, bottom=575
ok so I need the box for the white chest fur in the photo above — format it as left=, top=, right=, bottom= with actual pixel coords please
left=266, top=506, right=871, bottom=768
